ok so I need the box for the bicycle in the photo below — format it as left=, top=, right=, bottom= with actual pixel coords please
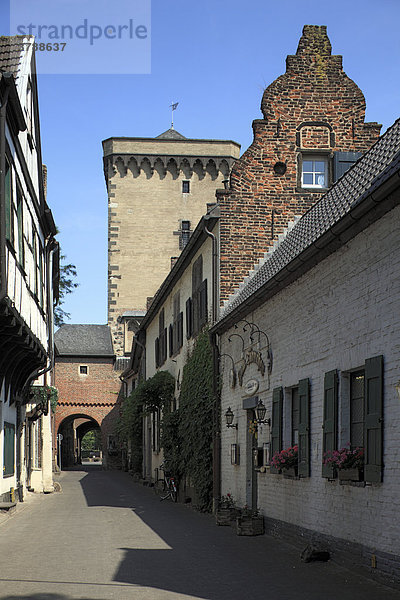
left=153, top=462, right=178, bottom=502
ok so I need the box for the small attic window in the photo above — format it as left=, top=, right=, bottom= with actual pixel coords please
left=79, top=365, right=88, bottom=375
left=301, top=156, right=328, bottom=189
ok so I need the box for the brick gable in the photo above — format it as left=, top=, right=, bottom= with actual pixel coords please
left=218, top=25, right=381, bottom=302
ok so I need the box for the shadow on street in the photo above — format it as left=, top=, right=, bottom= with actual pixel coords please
left=75, top=467, right=399, bottom=600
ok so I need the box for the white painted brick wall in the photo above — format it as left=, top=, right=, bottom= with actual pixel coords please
left=220, top=204, right=400, bottom=556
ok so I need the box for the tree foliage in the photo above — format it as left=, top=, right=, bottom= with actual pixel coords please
left=54, top=255, right=79, bottom=327
left=81, top=430, right=102, bottom=451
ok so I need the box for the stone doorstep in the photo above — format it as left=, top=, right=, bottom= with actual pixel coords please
left=0, top=501, right=17, bottom=513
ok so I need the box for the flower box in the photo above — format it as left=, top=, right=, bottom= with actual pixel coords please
left=215, top=507, right=237, bottom=526
left=236, top=515, right=264, bottom=536
left=282, top=466, right=298, bottom=478
left=338, top=468, right=363, bottom=482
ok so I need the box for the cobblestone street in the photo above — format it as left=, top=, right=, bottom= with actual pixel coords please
left=0, top=466, right=399, bottom=600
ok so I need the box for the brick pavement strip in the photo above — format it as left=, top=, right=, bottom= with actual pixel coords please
left=0, top=467, right=399, bottom=600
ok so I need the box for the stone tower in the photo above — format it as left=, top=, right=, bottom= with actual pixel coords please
left=217, top=25, right=382, bottom=302
left=103, top=129, right=240, bottom=355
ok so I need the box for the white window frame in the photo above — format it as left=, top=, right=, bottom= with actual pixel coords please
left=301, top=155, right=328, bottom=189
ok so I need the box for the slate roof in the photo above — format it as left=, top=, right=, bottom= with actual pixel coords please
left=55, top=324, right=114, bottom=357
left=0, top=35, right=30, bottom=79
left=219, top=118, right=400, bottom=325
left=156, top=127, right=187, bottom=140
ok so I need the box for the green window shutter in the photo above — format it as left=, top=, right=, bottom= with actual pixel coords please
left=5, top=159, right=12, bottom=241
left=3, top=422, right=15, bottom=477
left=270, top=387, right=283, bottom=473
left=186, top=298, right=192, bottom=339
left=192, top=291, right=199, bottom=335
left=169, top=324, right=174, bottom=357
left=364, top=355, right=383, bottom=483
left=199, top=279, right=208, bottom=327
left=177, top=312, right=183, bottom=349
left=333, top=151, right=363, bottom=182
left=322, top=370, right=338, bottom=478
left=298, top=378, right=310, bottom=477
left=155, top=337, right=160, bottom=368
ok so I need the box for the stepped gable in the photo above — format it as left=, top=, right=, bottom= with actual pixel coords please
left=55, top=324, right=114, bottom=357
left=217, top=25, right=382, bottom=304
left=221, top=118, right=400, bottom=320
left=261, top=25, right=372, bottom=127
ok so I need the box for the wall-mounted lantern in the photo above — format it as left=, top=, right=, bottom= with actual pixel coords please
left=225, top=406, right=238, bottom=429
left=254, top=399, right=270, bottom=426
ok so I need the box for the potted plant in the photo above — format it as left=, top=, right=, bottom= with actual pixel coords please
left=271, top=445, right=298, bottom=477
left=323, top=445, right=364, bottom=481
left=215, top=493, right=237, bottom=526
left=236, top=505, right=264, bottom=536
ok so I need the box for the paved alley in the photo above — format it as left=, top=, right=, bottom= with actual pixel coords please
left=0, top=467, right=399, bottom=600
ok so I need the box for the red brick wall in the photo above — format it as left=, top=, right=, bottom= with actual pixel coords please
left=54, top=356, right=122, bottom=454
left=218, top=25, right=381, bottom=302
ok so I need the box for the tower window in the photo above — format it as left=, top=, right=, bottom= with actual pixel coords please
left=182, top=180, right=190, bottom=194
left=301, top=156, right=328, bottom=188
left=179, top=221, right=191, bottom=250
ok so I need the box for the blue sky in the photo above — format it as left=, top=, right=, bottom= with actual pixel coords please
left=2, top=0, right=400, bottom=325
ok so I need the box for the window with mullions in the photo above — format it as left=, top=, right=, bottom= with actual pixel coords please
left=322, top=356, right=383, bottom=482
left=155, top=308, right=167, bottom=367
left=291, top=387, right=299, bottom=446
left=5, top=158, right=12, bottom=242
left=16, top=185, right=24, bottom=268
left=3, top=422, right=15, bottom=477
left=301, top=156, right=328, bottom=188
left=179, top=220, right=191, bottom=250
left=350, top=371, right=364, bottom=449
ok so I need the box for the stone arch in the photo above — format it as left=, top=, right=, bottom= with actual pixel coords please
left=166, top=158, right=179, bottom=180
left=57, top=413, right=101, bottom=468
left=180, top=158, right=192, bottom=180
left=206, top=159, right=218, bottom=181
left=154, top=157, right=166, bottom=179
left=219, top=159, right=230, bottom=179
left=115, top=156, right=126, bottom=178
left=193, top=159, right=205, bottom=180
left=140, top=157, right=153, bottom=179
left=127, top=157, right=140, bottom=178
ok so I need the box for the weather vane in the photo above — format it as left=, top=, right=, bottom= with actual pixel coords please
left=170, top=101, right=179, bottom=129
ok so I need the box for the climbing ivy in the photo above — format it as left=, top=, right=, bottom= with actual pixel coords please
left=118, top=371, right=175, bottom=474
left=118, top=336, right=215, bottom=513
left=30, top=385, right=58, bottom=413
left=162, top=328, right=214, bottom=512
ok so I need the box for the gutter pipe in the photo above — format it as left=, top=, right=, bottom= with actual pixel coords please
left=204, top=218, right=221, bottom=510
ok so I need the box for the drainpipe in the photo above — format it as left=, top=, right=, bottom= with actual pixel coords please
left=204, top=220, right=218, bottom=324
left=0, top=85, right=10, bottom=302
left=204, top=219, right=221, bottom=510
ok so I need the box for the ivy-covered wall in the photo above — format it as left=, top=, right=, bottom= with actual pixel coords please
left=119, top=330, right=215, bottom=512
left=162, top=329, right=215, bottom=512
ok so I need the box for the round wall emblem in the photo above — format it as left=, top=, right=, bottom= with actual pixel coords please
left=244, top=379, right=259, bottom=395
